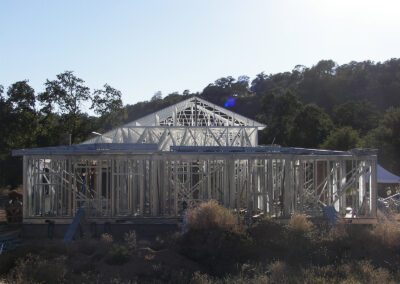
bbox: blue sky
[1,0,399,106]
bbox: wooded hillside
[1,59,400,187]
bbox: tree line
[1,58,400,187]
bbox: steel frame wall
[22,152,377,223]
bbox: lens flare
[224,97,236,108]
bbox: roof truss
[125,97,265,129]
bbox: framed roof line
[122,96,266,128]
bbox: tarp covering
[378,165,400,184]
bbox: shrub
[7,254,67,284]
[105,245,130,265]
[186,200,237,232]
[0,253,18,276]
[287,214,313,234]
[0,246,41,276]
[123,230,137,250]
[46,242,68,255]
[372,221,400,248]
[77,237,97,255]
[179,228,252,276]
[248,218,285,245]
[247,219,286,260]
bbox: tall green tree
[5,80,38,149]
[1,81,39,187]
[91,84,123,116]
[289,104,333,148]
[363,107,400,174]
[202,76,236,105]
[91,84,126,130]
[332,100,380,135]
[320,127,361,151]
[0,84,11,158]
[39,71,91,143]
[258,91,303,146]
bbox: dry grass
[268,261,292,283]
[372,220,400,248]
[100,233,114,244]
[6,254,67,284]
[2,210,400,283]
[287,214,313,233]
[186,200,237,232]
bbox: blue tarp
[378,165,400,184]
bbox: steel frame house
[13,97,378,224]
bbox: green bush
[105,245,130,265]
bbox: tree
[151,91,163,101]
[320,127,361,150]
[91,84,123,116]
[6,80,35,111]
[237,75,250,86]
[0,84,10,156]
[0,81,39,187]
[332,100,380,135]
[258,91,303,146]
[250,72,269,95]
[91,84,125,130]
[289,104,333,148]
[5,80,38,149]
[363,107,400,174]
[202,77,236,105]
[39,71,91,143]
[231,78,251,97]
[214,76,235,88]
